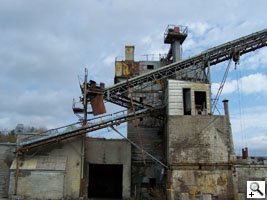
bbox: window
[183,88,191,115]
[147,65,154,70]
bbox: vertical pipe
[192,187,197,200]
[223,99,235,162]
[170,184,173,200]
[83,68,88,125]
[223,99,229,118]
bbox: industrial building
[1,25,267,200]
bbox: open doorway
[194,91,207,115]
[88,164,123,199]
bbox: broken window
[194,91,207,115]
[183,88,191,115]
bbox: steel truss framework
[104,28,267,109]
[18,108,163,152]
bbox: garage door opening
[88,164,123,199]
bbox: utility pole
[83,68,88,126]
[80,68,87,198]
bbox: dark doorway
[88,164,123,199]
[194,91,207,115]
[183,88,191,115]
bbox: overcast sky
[0,0,267,156]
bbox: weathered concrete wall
[86,138,131,199]
[167,115,236,199]
[167,115,235,164]
[9,171,64,200]
[233,157,267,199]
[0,143,16,198]
[9,137,82,200]
[170,169,234,199]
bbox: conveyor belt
[104,28,267,108]
[18,107,162,152]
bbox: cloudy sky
[0,0,267,156]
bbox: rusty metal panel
[125,45,134,61]
[122,62,130,76]
[10,156,67,171]
[115,61,140,80]
[90,94,106,116]
[115,62,123,76]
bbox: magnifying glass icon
[250,182,264,196]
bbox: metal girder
[104,28,267,108]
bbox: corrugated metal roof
[10,156,67,171]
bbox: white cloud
[231,106,267,156]
[241,48,267,70]
[241,73,267,94]
[103,56,115,65]
[212,81,237,95]
[141,36,152,44]
[212,73,267,95]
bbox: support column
[172,40,181,62]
